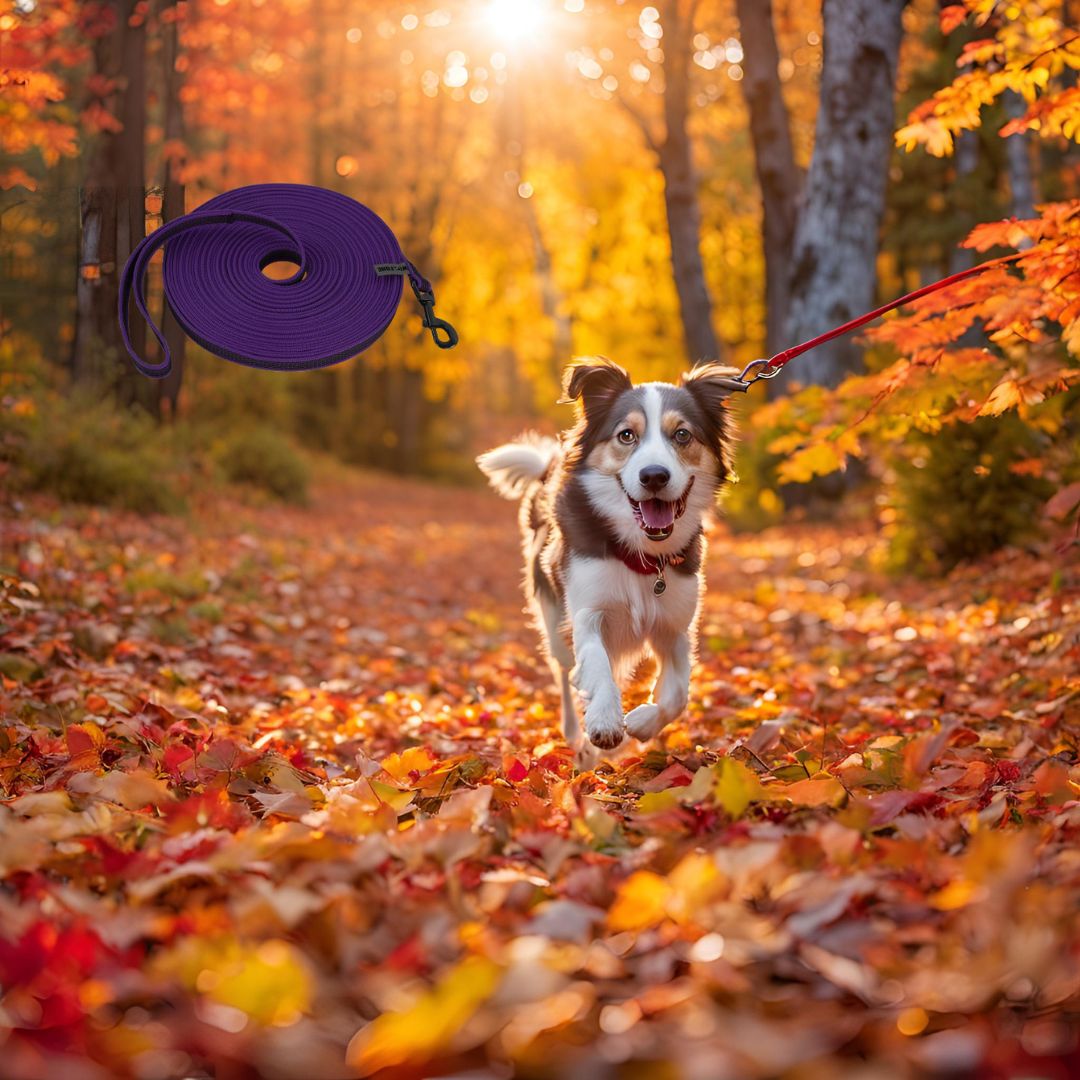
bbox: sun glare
[487,0,546,42]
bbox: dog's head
[560,356,738,552]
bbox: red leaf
[1044,481,1080,521]
[939,4,967,34]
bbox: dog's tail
[476,432,560,500]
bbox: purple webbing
[118,183,420,378]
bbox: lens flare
[487,0,546,41]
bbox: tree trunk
[116,0,152,414]
[1003,89,1037,222]
[157,0,187,418]
[524,204,574,376]
[393,92,457,472]
[657,0,724,366]
[501,52,574,385]
[782,0,907,390]
[74,7,124,386]
[73,2,149,401]
[735,0,802,357]
[947,129,980,275]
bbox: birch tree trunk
[782,0,907,389]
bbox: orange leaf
[976,378,1022,416]
[929,879,983,910]
[380,746,436,782]
[607,871,673,932]
[66,722,106,771]
[781,775,847,808]
[939,4,967,34]
[346,957,501,1075]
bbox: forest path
[1,471,1077,1078]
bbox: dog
[477,356,738,751]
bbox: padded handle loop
[118,209,309,379]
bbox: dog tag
[653,577,666,596]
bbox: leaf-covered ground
[1,471,1078,1080]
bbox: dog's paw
[574,738,601,773]
[584,701,625,750]
[625,702,664,742]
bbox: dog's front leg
[569,608,625,749]
[625,629,691,742]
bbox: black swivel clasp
[409,279,458,349]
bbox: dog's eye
[616,428,637,445]
[673,428,693,445]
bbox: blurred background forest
[2,0,1079,572]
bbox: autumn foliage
[761,0,1080,524]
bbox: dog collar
[612,542,688,596]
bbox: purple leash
[118,182,457,379]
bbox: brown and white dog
[477,357,738,751]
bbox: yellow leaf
[607,870,672,932]
[346,956,501,1075]
[766,430,809,456]
[636,788,680,814]
[777,442,843,485]
[667,852,724,922]
[367,778,415,813]
[680,764,717,804]
[896,117,955,156]
[174,687,204,711]
[584,805,617,841]
[714,758,764,819]
[380,745,436,782]
[265,762,307,793]
[155,936,313,1027]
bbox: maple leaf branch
[1011,30,1080,74]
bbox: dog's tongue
[641,498,676,530]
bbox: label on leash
[374,262,410,276]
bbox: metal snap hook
[738,357,782,384]
[411,285,459,349]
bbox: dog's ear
[681,361,741,414]
[681,362,740,481]
[559,356,632,418]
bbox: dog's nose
[639,465,670,493]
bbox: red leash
[721,250,1026,391]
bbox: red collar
[613,542,688,576]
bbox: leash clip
[409,280,458,349]
[714,358,784,393]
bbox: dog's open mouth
[627,477,694,541]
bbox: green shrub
[210,426,310,503]
[885,415,1056,574]
[8,391,187,514]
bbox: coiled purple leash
[118,182,457,379]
